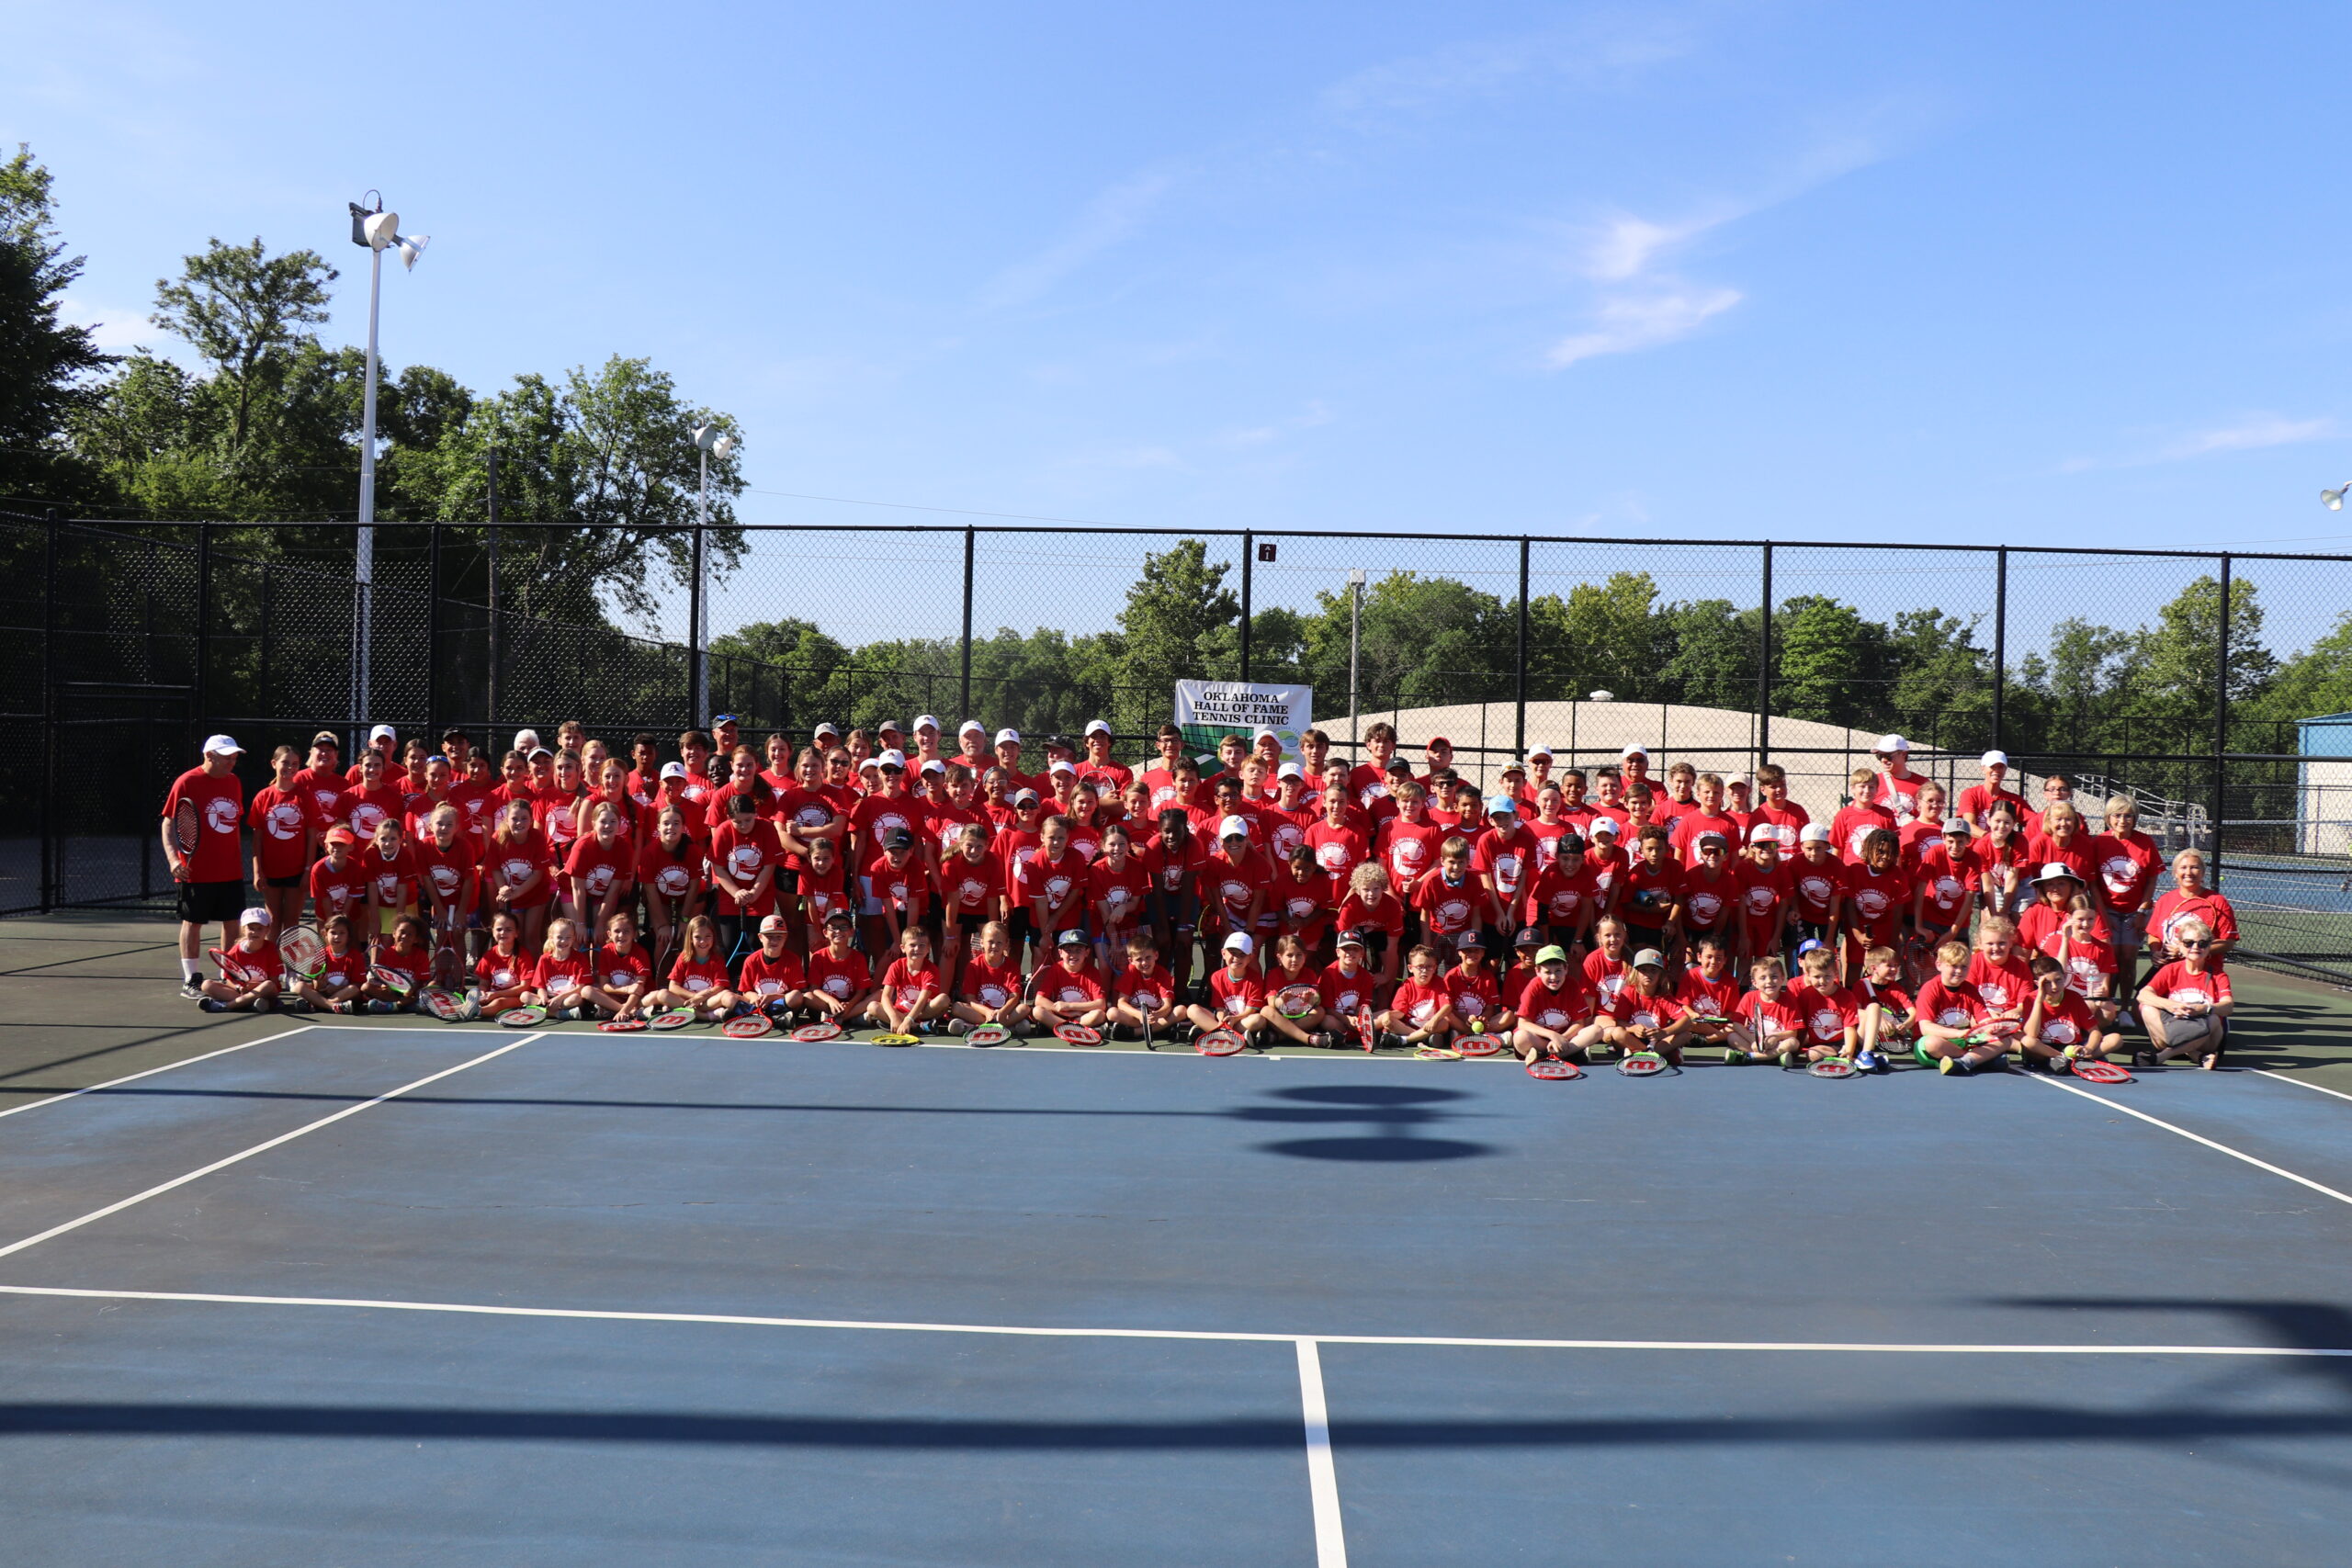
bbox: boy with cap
[737,913,808,1020]
[1957,751,2028,832]
[1512,943,1603,1064]
[1076,719,1133,794]
[198,906,284,1011]
[1188,932,1269,1043]
[1472,795,1539,944]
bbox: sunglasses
[2178,940,2211,950]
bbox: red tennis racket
[1456,1030,1504,1058]
[2072,1058,2132,1084]
[209,947,265,987]
[1808,1056,1859,1079]
[1053,1023,1103,1047]
[417,987,465,1021]
[368,963,414,999]
[722,1013,775,1039]
[172,798,199,881]
[790,1020,844,1043]
[600,1017,650,1032]
[1526,1058,1580,1080]
[1356,1004,1377,1053]
[967,1022,1012,1047]
[1195,1027,1246,1056]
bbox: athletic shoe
[1855,1049,1883,1072]
[1723,1046,1746,1066]
[1938,1055,1961,1075]
[179,977,205,1000]
[198,997,226,1012]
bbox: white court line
[2028,1074,2352,1208]
[0,1023,320,1122]
[2255,1068,2352,1106]
[1295,1339,1349,1568]
[0,1035,544,1261]
[1,1283,2347,1358]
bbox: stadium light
[345,191,430,749]
[688,423,737,721]
[2324,481,2349,512]
[1347,568,1367,747]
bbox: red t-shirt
[1788,983,1856,1045]
[1318,963,1380,1018]
[1740,990,1804,1041]
[1601,986,1684,1030]
[1269,867,1334,942]
[1115,964,1176,1012]
[1204,964,1265,1019]
[1830,803,1898,864]
[2143,963,2232,1009]
[1387,976,1451,1028]
[1965,953,2036,1014]
[1911,844,1976,928]
[959,957,1023,1010]
[880,957,943,1010]
[246,785,318,880]
[806,947,872,1001]
[306,855,369,920]
[1842,863,1911,940]
[1446,966,1504,1026]
[448,779,501,849]
[1617,857,1684,929]
[1915,976,1985,1032]
[164,766,245,883]
[413,836,479,908]
[1086,855,1153,931]
[1333,889,1407,942]
[1679,966,1741,1020]
[487,831,555,908]
[798,864,854,929]
[212,938,283,987]
[1669,812,1745,867]
[2148,891,2238,953]
[1787,854,1844,924]
[1410,869,1489,941]
[2040,929,2117,998]
[1203,848,1277,931]
[1472,826,1541,906]
[2031,990,2101,1048]
[738,946,807,999]
[937,851,1006,918]
[1516,973,1592,1029]
[1583,950,1630,1011]
[358,842,419,909]
[711,820,786,917]
[2087,831,2161,913]
[1378,817,1446,887]
[636,835,702,909]
[531,949,593,993]
[1735,860,1794,946]
[1528,860,1598,930]
[1678,866,1737,934]
[1305,821,1370,889]
[473,947,532,993]
[595,942,653,994]
[1867,772,1928,827]
[1742,802,1810,855]
[291,766,352,835]
[669,952,734,996]
[1956,784,2030,828]
[373,943,434,987]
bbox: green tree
[1114,538,1239,700]
[1775,595,1886,726]
[149,236,336,452]
[0,144,114,504]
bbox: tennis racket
[600,1017,650,1032]
[172,798,199,881]
[1526,1058,1580,1080]
[1274,983,1319,1021]
[871,1032,921,1047]
[1414,1042,1462,1060]
[1617,1050,1667,1077]
[2072,1058,2132,1084]
[498,1005,548,1028]
[1457,1029,1504,1058]
[1195,1027,1246,1056]
[279,923,326,983]
[1808,1056,1859,1079]
[722,1013,775,1039]
[791,1020,844,1042]
[650,1007,695,1031]
[418,987,465,1021]
[967,1022,1012,1047]
[1356,1003,1376,1054]
[209,947,266,987]
[368,963,414,999]
[1053,1023,1103,1047]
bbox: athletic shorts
[263,872,303,890]
[2103,909,2146,953]
[954,911,989,937]
[859,875,882,918]
[177,878,245,925]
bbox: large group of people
[161,715,2242,1069]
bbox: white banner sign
[1174,681,1314,761]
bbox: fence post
[685,522,704,730]
[40,509,59,912]
[192,518,212,742]
[1514,537,1530,761]
[1239,531,1254,683]
[2213,553,2231,880]
[1992,546,2007,754]
[960,525,975,720]
[485,445,500,735]
[1756,542,1773,766]
[425,520,444,739]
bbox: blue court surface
[2,1023,2350,1565]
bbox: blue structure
[2296,711,2352,856]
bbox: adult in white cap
[1522,744,1555,801]
[348,722,402,786]
[1865,732,1925,826]
[909,715,944,768]
[1618,743,1653,793]
[993,728,1035,793]
[1957,749,2027,832]
[164,733,247,996]
[1077,717,1133,794]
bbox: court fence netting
[5,505,2349,986]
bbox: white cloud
[1218,400,1335,448]
[1547,288,1743,367]
[61,296,152,354]
[1317,17,1694,127]
[2062,413,2338,471]
[979,168,1182,310]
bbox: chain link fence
[6,507,2350,986]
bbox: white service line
[0,1034,544,1261]
[1295,1340,1349,1568]
[2254,1068,2352,1106]
[2028,1073,2352,1208]
[0,1283,2346,1358]
[0,1023,320,1122]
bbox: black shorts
[177,878,245,925]
[264,873,303,890]
[954,911,989,936]
[1623,922,1666,953]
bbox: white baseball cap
[876,749,908,770]
[921,758,947,775]
[1980,750,2009,768]
[201,733,243,757]
[1747,824,1779,844]
[1620,743,1648,759]
[368,724,396,744]
[1048,759,1076,774]
[1083,718,1112,738]
[959,719,987,738]
[239,905,272,928]
[995,728,1021,746]
[1253,726,1279,743]
[1218,815,1251,840]
[1800,822,1832,842]
[1589,816,1622,837]
[1527,744,1554,760]
[1277,761,1304,780]
[1875,733,1910,753]
[1223,931,1255,954]
[913,715,942,733]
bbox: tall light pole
[345,193,427,739]
[1346,568,1367,748]
[688,423,736,724]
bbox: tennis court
[2,973,2350,1565]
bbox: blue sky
[9,1,2352,652]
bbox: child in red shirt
[1259,932,1334,1047]
[1111,931,1181,1040]
[1916,940,2003,1075]
[1728,956,1802,1064]
[1377,942,1458,1049]
[1186,931,1268,1044]
[1334,861,1407,987]
[950,920,1026,1032]
[1582,918,1633,1017]
[1678,936,1743,1053]
[2022,954,2120,1071]
[1600,950,1690,1064]
[584,910,655,1022]
[1512,942,1601,1064]
[198,905,284,1012]
[737,915,809,1019]
[1965,917,2035,1021]
[1318,931,1382,1041]
[649,914,736,1021]
[872,925,948,1033]
[802,910,873,1024]
[1445,931,1508,1037]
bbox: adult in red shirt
[290,734,352,837]
[1202,818,1276,957]
[2146,849,2239,966]
[2137,933,2234,1068]
[247,742,320,937]
[1955,750,2029,832]
[344,723,405,787]
[2087,795,2162,992]
[1862,734,1927,828]
[164,734,248,993]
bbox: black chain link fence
[6,508,2349,986]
